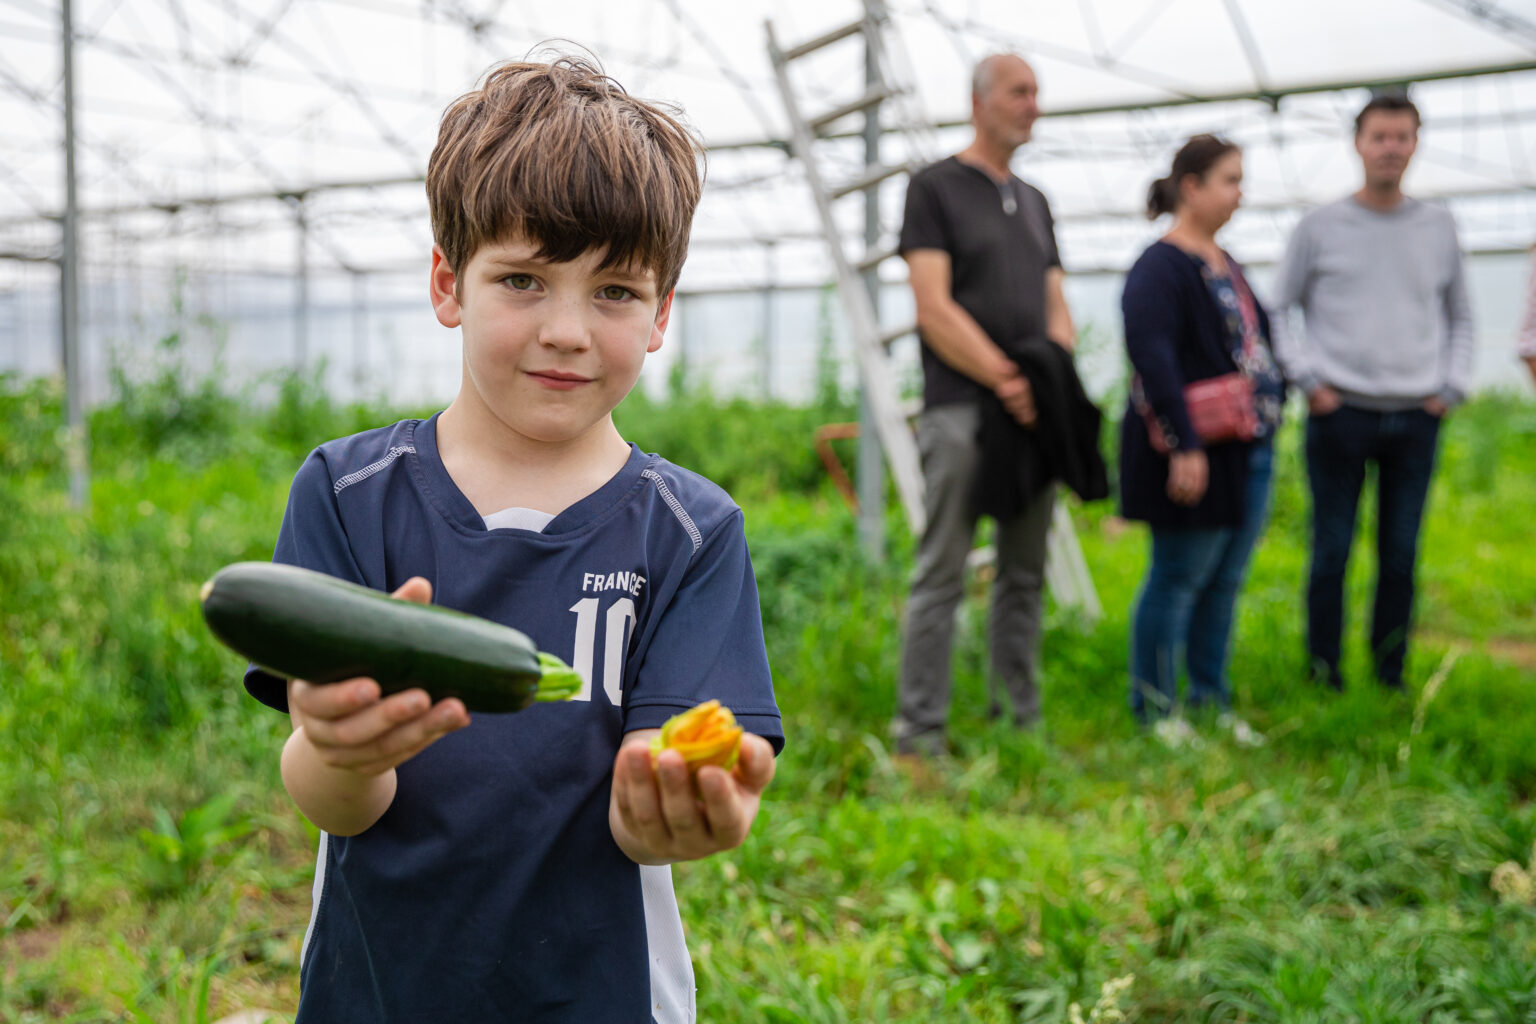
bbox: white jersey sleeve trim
[641,864,696,1024]
[641,469,703,553]
[333,445,416,495]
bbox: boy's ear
[429,245,463,328]
[649,290,674,354]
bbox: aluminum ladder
[764,3,1102,622]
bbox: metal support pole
[60,0,88,508]
[674,292,689,395]
[761,241,776,399]
[351,269,367,399]
[293,196,309,370]
[856,0,885,560]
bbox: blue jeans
[1304,406,1441,687]
[1130,442,1275,722]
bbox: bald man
[894,54,1077,757]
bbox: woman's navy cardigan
[1118,239,1276,530]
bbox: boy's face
[430,237,670,446]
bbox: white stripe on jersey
[300,831,329,969]
[641,469,703,553]
[333,445,415,495]
[641,864,696,1024]
[303,837,694,1019]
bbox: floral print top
[1196,252,1286,437]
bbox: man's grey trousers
[893,402,1054,755]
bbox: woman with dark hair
[1119,135,1285,747]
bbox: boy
[244,57,783,1023]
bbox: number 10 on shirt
[568,597,636,704]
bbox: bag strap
[1226,259,1263,367]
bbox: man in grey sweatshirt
[1270,93,1474,691]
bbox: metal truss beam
[707,59,1536,150]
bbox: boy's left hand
[609,729,776,865]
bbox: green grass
[3,368,1536,1022]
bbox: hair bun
[1146,176,1175,220]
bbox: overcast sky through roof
[1,0,1534,402]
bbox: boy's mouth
[528,369,592,390]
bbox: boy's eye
[504,274,537,291]
[600,285,634,301]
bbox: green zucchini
[199,561,581,712]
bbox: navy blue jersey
[245,412,783,1023]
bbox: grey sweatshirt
[1269,195,1475,410]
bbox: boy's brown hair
[427,55,703,298]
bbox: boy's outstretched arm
[609,730,776,866]
[280,577,470,837]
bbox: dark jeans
[1129,442,1275,722]
[1304,405,1442,687]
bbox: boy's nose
[537,303,593,352]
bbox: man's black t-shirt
[899,155,1062,407]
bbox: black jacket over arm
[974,336,1109,521]
[1118,240,1272,529]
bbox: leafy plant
[137,792,255,896]
[7,377,1536,1021]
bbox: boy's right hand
[287,576,470,778]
